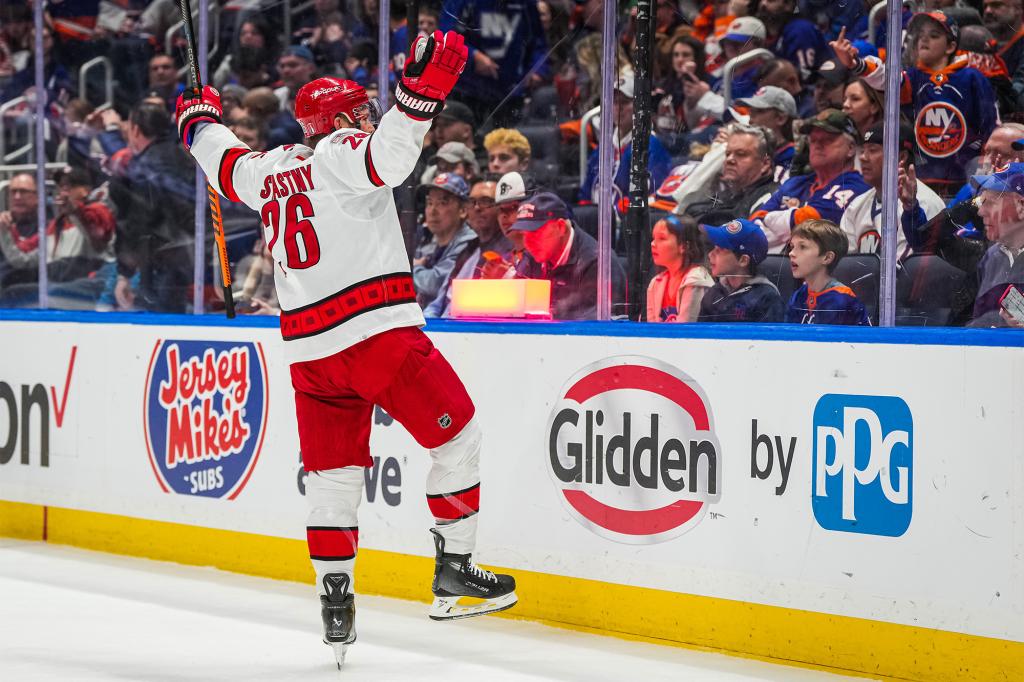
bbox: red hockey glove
[175,85,223,150]
[396,30,468,120]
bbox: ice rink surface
[0,539,863,681]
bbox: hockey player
[174,30,517,669]
[831,14,998,196]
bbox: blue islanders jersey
[860,55,997,191]
[752,171,871,250]
[786,280,870,326]
[772,18,828,82]
[440,0,550,101]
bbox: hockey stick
[178,0,235,318]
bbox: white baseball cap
[495,171,528,205]
[723,16,766,43]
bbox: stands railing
[721,48,774,111]
[867,1,887,47]
[0,96,33,164]
[579,105,601,185]
[168,2,220,81]
[78,57,114,111]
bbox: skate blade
[331,642,349,670]
[428,591,518,621]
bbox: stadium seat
[896,253,967,326]
[525,85,561,121]
[571,204,600,239]
[516,123,561,162]
[833,253,881,325]
[757,254,798,304]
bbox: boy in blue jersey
[699,219,785,322]
[785,219,870,325]
[832,12,998,196]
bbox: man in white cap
[683,17,768,126]
[736,85,798,181]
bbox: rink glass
[0,1,1017,329]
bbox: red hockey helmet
[294,77,382,137]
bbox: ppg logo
[812,394,913,537]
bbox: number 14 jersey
[190,108,430,363]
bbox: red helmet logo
[294,77,369,137]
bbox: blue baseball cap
[970,162,1024,196]
[511,192,571,232]
[701,219,769,265]
[419,172,469,200]
[282,45,315,63]
[1011,137,1024,151]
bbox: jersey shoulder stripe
[219,147,251,203]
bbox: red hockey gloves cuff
[396,30,468,120]
[176,85,223,150]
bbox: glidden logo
[546,357,722,544]
[143,340,268,498]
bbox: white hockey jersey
[190,107,430,363]
[838,180,945,260]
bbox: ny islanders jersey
[785,280,870,326]
[858,55,997,190]
[190,107,430,363]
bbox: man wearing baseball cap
[965,163,1024,326]
[840,121,945,258]
[432,100,476,151]
[830,11,997,195]
[487,171,538,277]
[413,173,477,307]
[736,86,797,177]
[682,17,766,126]
[423,141,480,185]
[510,192,625,320]
[698,219,784,322]
[751,108,870,252]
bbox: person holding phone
[969,164,1024,327]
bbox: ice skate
[428,529,518,621]
[320,573,356,669]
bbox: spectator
[230,118,267,152]
[959,24,1018,116]
[841,78,883,139]
[146,54,184,113]
[537,0,573,73]
[646,215,714,322]
[679,124,779,225]
[106,102,195,312]
[484,171,537,278]
[343,39,377,87]
[756,57,814,118]
[511,192,626,319]
[683,17,768,127]
[833,13,998,196]
[968,164,1024,326]
[785,219,870,325]
[842,122,945,258]
[275,46,319,111]
[736,86,797,181]
[431,100,477,150]
[656,35,709,133]
[699,218,785,322]
[0,167,115,304]
[419,5,441,35]
[758,0,828,82]
[240,88,282,127]
[441,0,551,126]
[483,128,531,175]
[424,178,513,317]
[812,59,849,114]
[752,109,871,252]
[0,173,39,242]
[580,71,672,208]
[424,142,480,185]
[0,5,32,83]
[414,173,477,307]
[213,16,280,89]
[0,25,73,105]
[983,0,1024,100]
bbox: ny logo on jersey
[915,103,967,159]
[480,12,521,60]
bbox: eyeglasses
[469,198,495,209]
[9,188,37,196]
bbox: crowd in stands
[1,0,1023,327]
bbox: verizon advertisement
[0,319,1021,646]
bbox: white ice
[0,539,863,681]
